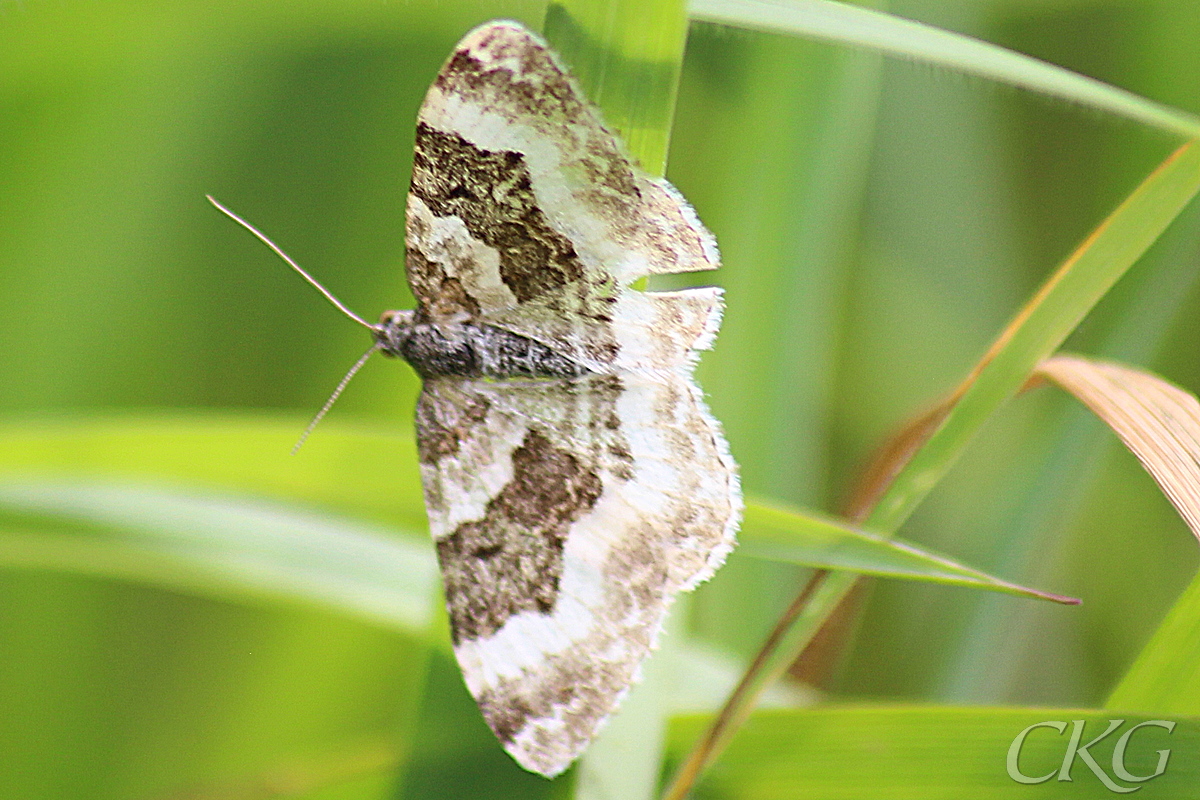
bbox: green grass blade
[689,0,1200,139]
[666,140,1200,798]
[936,200,1200,703]
[0,414,438,631]
[543,3,692,796]
[1107,571,1200,716]
[0,480,436,632]
[668,706,1200,797]
[741,499,1077,604]
[870,141,1200,536]
[0,413,428,527]
[545,0,688,174]
[0,414,438,796]
[672,17,882,662]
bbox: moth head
[375,309,417,357]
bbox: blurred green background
[2,1,1200,798]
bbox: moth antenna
[207,194,375,330]
[292,342,383,454]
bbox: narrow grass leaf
[0,413,429,528]
[545,0,688,174]
[1036,354,1200,541]
[0,480,437,632]
[1107,569,1200,716]
[665,140,1200,799]
[667,706,1200,798]
[689,0,1200,139]
[740,498,1077,603]
[0,414,439,630]
[869,140,1200,539]
[544,3,693,797]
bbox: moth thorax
[376,309,481,376]
[375,310,482,378]
[375,310,590,380]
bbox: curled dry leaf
[1036,354,1200,541]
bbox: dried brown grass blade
[1036,354,1200,540]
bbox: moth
[212,20,741,777]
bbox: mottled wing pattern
[415,373,738,776]
[405,19,741,778]
[406,21,721,369]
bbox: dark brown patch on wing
[433,45,587,131]
[415,390,490,465]
[433,28,641,206]
[472,519,672,774]
[479,691,536,745]
[582,136,639,198]
[607,441,634,480]
[405,245,482,320]
[436,428,602,644]
[412,123,584,304]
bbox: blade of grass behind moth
[689,0,1200,139]
[739,498,1077,604]
[545,0,689,175]
[936,199,1200,701]
[662,140,1200,800]
[0,480,438,633]
[670,17,883,667]
[1035,355,1200,540]
[869,141,1200,543]
[1107,556,1200,715]
[543,2,692,798]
